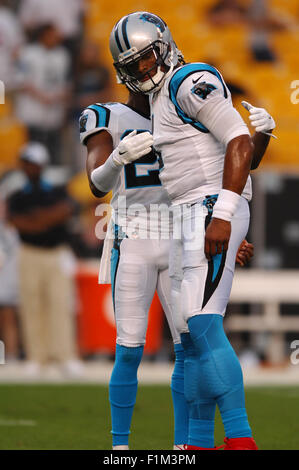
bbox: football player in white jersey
[80,88,256,450]
[109,11,276,450]
[80,91,190,450]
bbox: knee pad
[116,317,147,347]
[110,344,144,385]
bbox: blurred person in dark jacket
[7,142,82,376]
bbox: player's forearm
[88,179,108,198]
[90,153,122,194]
[88,130,153,195]
[251,131,271,170]
[222,135,253,194]
[241,101,275,169]
[212,135,253,223]
[86,131,118,198]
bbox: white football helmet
[109,11,182,94]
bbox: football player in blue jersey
[108,11,276,450]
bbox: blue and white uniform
[80,101,188,449]
[80,102,179,346]
[151,63,251,332]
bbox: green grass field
[0,384,298,450]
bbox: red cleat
[184,445,221,450]
[222,437,258,450]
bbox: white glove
[242,101,276,136]
[112,130,154,166]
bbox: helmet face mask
[110,12,181,94]
[114,40,170,93]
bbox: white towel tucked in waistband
[98,218,114,284]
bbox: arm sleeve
[90,153,122,193]
[176,70,250,146]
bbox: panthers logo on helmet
[139,13,166,32]
[191,82,216,100]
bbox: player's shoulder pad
[79,103,118,144]
[170,62,228,102]
[79,103,112,133]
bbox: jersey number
[122,130,162,189]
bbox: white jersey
[80,102,171,237]
[151,63,252,205]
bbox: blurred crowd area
[0,0,298,373]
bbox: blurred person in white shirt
[15,23,71,164]
[19,0,84,60]
[0,0,24,88]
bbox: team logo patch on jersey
[191,82,216,100]
[139,13,165,32]
[79,113,88,133]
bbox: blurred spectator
[206,0,291,63]
[73,42,111,119]
[70,42,112,173]
[248,0,289,63]
[6,142,82,377]
[206,0,248,26]
[0,196,20,362]
[15,23,71,165]
[19,0,84,61]
[0,0,24,88]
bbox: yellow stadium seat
[84,0,299,169]
[0,120,27,170]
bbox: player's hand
[236,239,254,266]
[204,218,231,261]
[112,130,154,166]
[241,101,276,133]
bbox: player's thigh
[169,236,183,282]
[181,199,250,319]
[157,268,181,343]
[202,211,249,316]
[114,239,158,346]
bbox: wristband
[212,189,242,222]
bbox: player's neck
[126,93,150,118]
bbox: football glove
[112,130,154,166]
[242,101,276,137]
